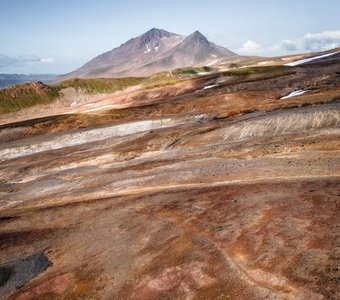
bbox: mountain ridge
[57,28,237,80]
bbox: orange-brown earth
[0,56,339,299]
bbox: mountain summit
[186,30,210,43]
[59,28,237,80]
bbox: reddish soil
[0,57,339,299]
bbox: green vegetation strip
[59,77,145,94]
[221,66,286,76]
[0,83,60,114]
[0,65,291,114]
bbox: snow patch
[280,90,307,99]
[285,51,339,66]
[258,61,270,65]
[0,118,184,161]
[85,105,119,112]
[206,60,218,66]
[144,45,152,54]
[196,84,219,92]
[203,84,218,90]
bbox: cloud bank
[303,31,340,51]
[236,30,340,56]
[0,55,54,71]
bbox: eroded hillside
[0,53,339,299]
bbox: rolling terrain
[0,48,339,299]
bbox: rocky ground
[0,55,339,299]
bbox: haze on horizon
[0,0,339,74]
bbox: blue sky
[0,0,339,74]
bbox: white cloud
[280,40,298,52]
[237,40,262,55]
[236,40,281,56]
[0,55,38,69]
[40,58,54,64]
[235,30,340,56]
[302,31,340,51]
[0,55,55,70]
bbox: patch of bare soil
[0,58,339,299]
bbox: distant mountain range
[0,73,57,90]
[57,28,237,80]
